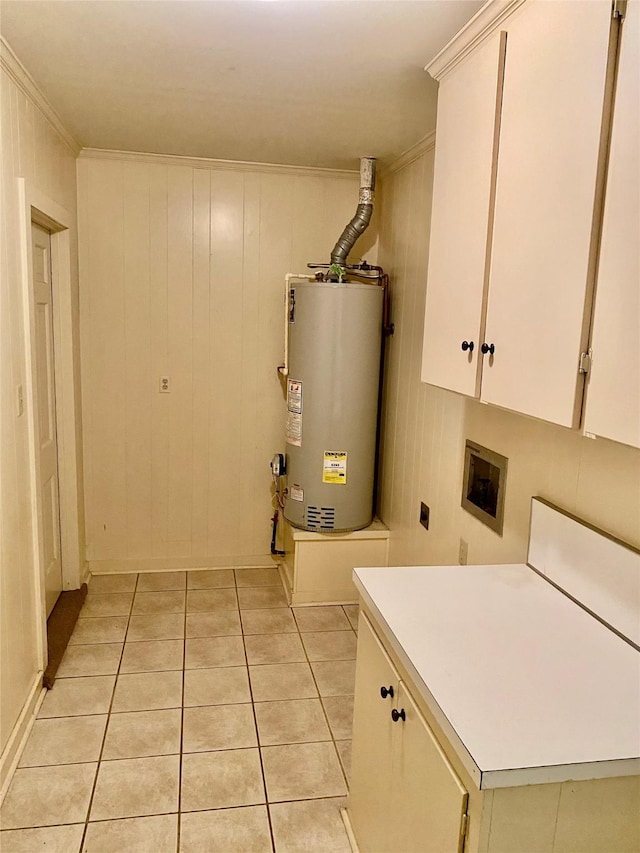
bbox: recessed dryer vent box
[461,441,508,535]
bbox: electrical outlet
[16,383,24,417]
[458,538,468,565]
[419,502,430,530]
[159,376,171,393]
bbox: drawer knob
[481,342,495,355]
[391,708,406,723]
[461,340,474,352]
[380,685,394,699]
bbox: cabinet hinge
[460,812,470,851]
[612,0,627,20]
[578,351,592,375]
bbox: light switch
[16,384,24,417]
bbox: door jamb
[18,178,83,669]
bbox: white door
[32,222,63,616]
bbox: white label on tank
[323,451,347,485]
[286,412,302,447]
[287,379,302,414]
[286,379,303,446]
[290,484,304,502]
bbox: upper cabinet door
[481,0,612,427]
[584,1,640,449]
[421,32,506,398]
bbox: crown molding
[384,131,436,176]
[78,147,360,180]
[425,0,526,80]
[0,37,81,156]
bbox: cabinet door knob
[391,708,406,723]
[481,342,495,355]
[461,340,474,352]
[380,685,394,699]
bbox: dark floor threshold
[43,584,88,689]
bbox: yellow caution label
[322,451,347,485]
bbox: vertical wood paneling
[123,163,152,558]
[86,160,127,559]
[167,167,194,555]
[80,156,365,565]
[207,170,245,557]
[292,176,325,271]
[238,173,262,555]
[191,169,211,556]
[149,165,170,557]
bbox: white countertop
[353,564,640,789]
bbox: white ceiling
[0,0,483,170]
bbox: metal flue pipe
[330,157,376,266]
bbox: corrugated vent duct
[330,157,376,266]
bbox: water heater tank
[284,280,383,532]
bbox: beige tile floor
[0,568,358,853]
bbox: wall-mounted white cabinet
[422,0,635,434]
[421,31,505,399]
[583,0,640,449]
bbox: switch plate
[16,383,24,417]
[419,502,430,530]
[159,376,171,393]
[458,538,468,565]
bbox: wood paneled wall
[1,49,80,758]
[377,143,466,566]
[78,153,374,568]
[377,143,640,567]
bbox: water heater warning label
[287,380,302,414]
[286,379,303,447]
[323,451,347,484]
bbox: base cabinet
[390,682,469,853]
[349,613,468,853]
[348,608,640,853]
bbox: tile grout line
[176,573,188,853]
[79,571,140,852]
[295,615,352,791]
[239,570,278,853]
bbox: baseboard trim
[341,807,360,853]
[278,561,293,605]
[291,590,359,607]
[88,554,275,574]
[0,673,46,801]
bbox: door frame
[18,178,83,667]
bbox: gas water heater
[278,156,386,533]
[283,281,383,532]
